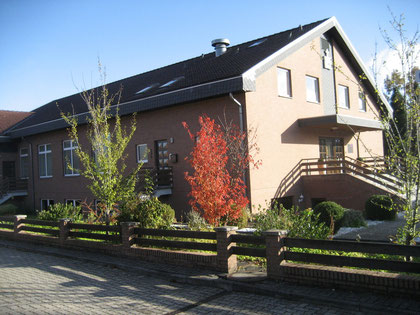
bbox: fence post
[14,215,27,237]
[59,219,71,245]
[215,226,237,274]
[121,222,138,249]
[264,229,288,279]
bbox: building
[0,17,394,216]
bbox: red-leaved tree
[183,115,250,226]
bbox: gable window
[338,85,350,109]
[41,199,54,211]
[277,68,292,97]
[39,144,52,178]
[358,92,366,112]
[63,140,80,176]
[306,75,320,103]
[20,148,29,179]
[137,144,148,163]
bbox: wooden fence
[0,216,419,297]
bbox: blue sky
[0,0,418,112]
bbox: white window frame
[277,67,292,98]
[306,75,320,103]
[20,147,29,179]
[65,199,81,207]
[136,144,148,163]
[38,144,52,178]
[358,91,367,112]
[338,85,350,109]
[40,199,54,211]
[63,140,80,176]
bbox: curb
[0,240,416,315]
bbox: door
[319,138,344,160]
[319,138,344,173]
[155,140,170,186]
[2,161,16,190]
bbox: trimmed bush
[118,196,175,229]
[253,204,329,239]
[365,195,396,220]
[340,209,366,228]
[313,201,345,232]
[37,203,83,222]
[0,203,19,215]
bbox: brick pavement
[0,239,419,314]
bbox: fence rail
[1,216,419,297]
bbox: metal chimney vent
[211,38,230,57]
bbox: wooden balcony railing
[0,178,28,198]
[275,156,401,198]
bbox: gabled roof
[6,17,390,138]
[0,110,33,134]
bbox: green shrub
[186,210,207,230]
[340,209,366,228]
[118,196,175,229]
[254,204,329,239]
[313,201,345,233]
[365,195,396,220]
[0,203,19,215]
[37,203,83,222]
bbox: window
[358,92,366,112]
[277,68,292,97]
[66,199,81,207]
[160,76,184,88]
[20,148,29,179]
[306,76,320,103]
[41,199,54,211]
[136,144,148,163]
[338,85,350,109]
[63,140,80,176]
[38,144,52,178]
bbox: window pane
[359,92,366,111]
[21,156,29,178]
[73,154,80,174]
[339,85,349,109]
[46,152,52,176]
[46,144,51,151]
[63,140,71,149]
[39,154,46,177]
[137,144,148,163]
[277,68,291,97]
[306,76,319,103]
[64,150,71,174]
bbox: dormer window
[160,76,184,88]
[248,39,267,48]
[135,83,159,95]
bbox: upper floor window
[63,140,80,176]
[277,68,292,97]
[20,148,29,179]
[39,144,52,178]
[306,75,320,103]
[358,92,366,112]
[338,85,350,109]
[137,144,148,163]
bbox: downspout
[229,93,251,209]
[22,137,36,212]
[229,93,244,133]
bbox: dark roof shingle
[10,19,328,132]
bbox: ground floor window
[66,199,81,207]
[40,199,54,211]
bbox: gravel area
[335,212,420,242]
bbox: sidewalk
[1,238,419,314]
